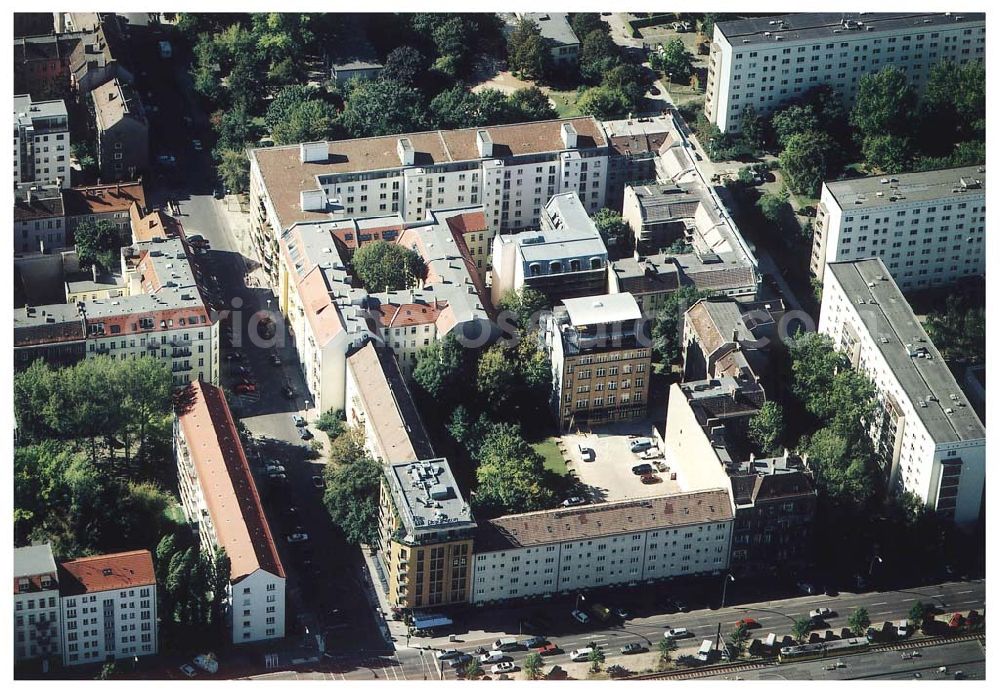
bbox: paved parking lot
[560,421,681,504]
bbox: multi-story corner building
[542,293,651,432]
[471,490,734,605]
[14,233,220,385]
[602,115,677,210]
[811,166,985,289]
[728,454,816,577]
[63,180,146,242]
[345,341,436,465]
[820,259,985,526]
[57,550,157,666]
[174,380,286,644]
[377,458,477,611]
[276,207,492,410]
[249,117,609,283]
[520,13,580,66]
[491,192,609,306]
[705,12,985,133]
[14,94,70,188]
[14,183,66,254]
[14,544,62,664]
[92,78,148,182]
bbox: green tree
[780,130,835,197]
[474,423,555,517]
[74,219,128,273]
[507,87,558,122]
[578,86,630,119]
[700,13,720,38]
[217,148,249,194]
[432,16,473,71]
[792,617,813,643]
[653,37,694,83]
[924,296,985,365]
[381,45,426,86]
[592,208,631,250]
[602,63,650,112]
[314,408,346,439]
[588,644,606,672]
[569,13,607,41]
[579,29,620,85]
[264,85,316,132]
[477,88,515,125]
[271,98,338,145]
[322,428,382,545]
[350,240,427,292]
[848,607,871,636]
[851,66,917,142]
[429,86,482,130]
[770,104,819,149]
[523,651,543,679]
[463,658,484,679]
[651,287,710,364]
[861,133,913,174]
[908,601,929,625]
[412,334,475,408]
[739,105,766,154]
[497,287,548,334]
[728,624,749,657]
[657,636,677,667]
[921,60,985,146]
[507,18,550,81]
[748,401,784,456]
[338,79,428,138]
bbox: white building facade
[14,94,71,187]
[811,166,985,289]
[819,259,985,526]
[14,544,62,664]
[705,12,985,133]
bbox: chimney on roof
[300,189,326,212]
[732,327,739,343]
[561,122,578,149]
[397,137,415,167]
[476,129,493,158]
[299,141,328,164]
[116,182,121,196]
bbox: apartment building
[14,183,66,254]
[92,78,149,181]
[682,297,783,388]
[249,117,609,283]
[275,208,491,411]
[521,13,580,66]
[57,550,157,666]
[602,115,676,209]
[490,192,609,306]
[14,94,70,187]
[345,341,436,465]
[471,490,734,605]
[377,458,477,611]
[16,17,131,97]
[542,293,651,432]
[63,180,146,241]
[811,166,985,289]
[174,380,286,644]
[705,12,986,133]
[14,544,62,664]
[14,234,220,385]
[819,259,985,525]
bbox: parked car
[591,603,612,622]
[436,649,462,661]
[632,464,654,476]
[795,580,816,595]
[479,650,507,664]
[286,532,309,543]
[649,85,661,96]
[444,654,471,668]
[193,654,218,673]
[180,664,197,677]
[735,617,760,630]
[577,443,595,462]
[664,627,692,639]
[298,427,313,440]
[571,609,590,624]
[491,661,516,674]
[641,473,662,484]
[629,438,653,453]
[620,642,647,655]
[493,637,523,651]
[615,607,631,620]
[312,476,325,490]
[520,636,547,649]
[192,139,203,151]
[235,383,256,394]
[266,465,285,474]
[225,352,242,361]
[809,608,834,621]
[157,154,176,165]
[213,183,226,199]
[292,415,307,428]
[268,472,286,481]
[561,497,586,507]
[536,643,561,656]
[570,647,594,662]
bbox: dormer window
[549,261,563,273]
[529,263,541,277]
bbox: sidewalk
[357,546,412,653]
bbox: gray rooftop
[717,12,985,47]
[523,12,580,46]
[562,293,641,327]
[501,191,608,266]
[14,543,57,578]
[14,301,85,330]
[632,184,702,224]
[824,165,986,211]
[826,259,985,443]
[14,94,68,129]
[385,458,476,542]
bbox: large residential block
[174,380,286,644]
[490,192,609,306]
[57,550,157,666]
[542,293,651,432]
[14,544,61,663]
[377,459,477,611]
[14,183,66,254]
[819,259,985,525]
[63,180,146,241]
[705,12,985,133]
[249,117,609,283]
[92,78,149,181]
[14,94,70,187]
[471,490,734,605]
[811,166,985,289]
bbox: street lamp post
[720,574,736,608]
[869,555,883,577]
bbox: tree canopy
[651,287,711,364]
[507,18,551,81]
[322,427,382,545]
[74,219,129,273]
[779,130,836,197]
[338,79,429,138]
[350,240,427,292]
[652,38,694,82]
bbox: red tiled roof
[372,300,448,328]
[63,180,146,217]
[130,203,182,242]
[176,381,284,582]
[57,550,155,596]
[444,210,488,236]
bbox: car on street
[735,617,760,630]
[632,463,654,476]
[521,636,547,649]
[268,472,286,481]
[286,532,309,543]
[620,642,647,655]
[225,352,242,361]
[809,608,834,621]
[157,154,176,165]
[281,385,295,399]
[292,415,307,427]
[479,650,507,664]
[649,85,661,96]
[444,654,471,668]
[615,607,631,620]
[298,427,313,440]
[536,643,561,656]
[664,627,692,639]
[234,383,256,394]
[180,664,197,677]
[312,476,325,490]
[561,496,585,507]
[192,139,203,151]
[281,506,299,519]
[629,438,653,453]
[571,609,590,624]
[570,647,594,662]
[237,365,251,375]
[266,465,285,474]
[640,473,662,484]
[436,649,463,661]
[491,661,516,674]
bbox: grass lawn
[547,89,584,118]
[532,437,569,477]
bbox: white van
[492,637,520,651]
[696,639,714,662]
[570,647,594,662]
[480,650,507,664]
[629,438,653,453]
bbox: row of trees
[155,533,231,650]
[321,427,383,546]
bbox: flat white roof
[561,293,641,327]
